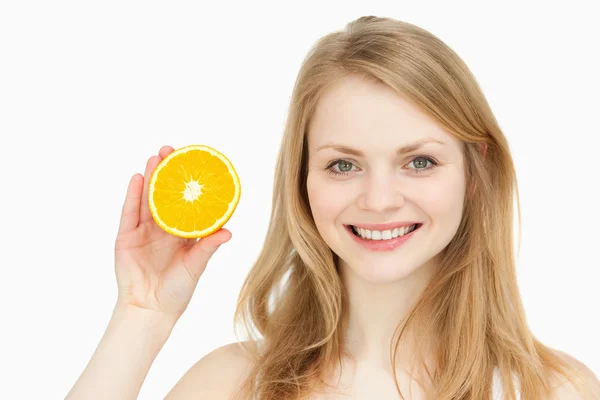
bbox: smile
[344,223,423,251]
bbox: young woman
[67,16,599,400]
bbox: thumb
[184,229,231,276]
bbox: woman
[67,16,599,399]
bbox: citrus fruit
[148,144,241,238]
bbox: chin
[338,258,424,285]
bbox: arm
[65,304,177,400]
[66,146,231,399]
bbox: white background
[1,1,598,399]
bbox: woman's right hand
[112,145,232,322]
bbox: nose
[356,173,405,212]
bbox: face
[306,75,467,284]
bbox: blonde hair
[231,16,596,399]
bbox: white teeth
[351,224,417,240]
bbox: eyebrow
[315,137,445,157]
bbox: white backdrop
[1,1,598,399]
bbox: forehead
[308,75,456,149]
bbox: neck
[338,253,441,371]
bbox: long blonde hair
[231,16,595,399]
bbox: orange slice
[148,144,241,238]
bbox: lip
[347,221,422,231]
[344,223,422,252]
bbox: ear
[478,143,488,159]
[469,143,488,195]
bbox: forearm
[66,304,177,400]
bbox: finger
[139,155,162,223]
[118,174,143,234]
[183,229,232,279]
[159,145,174,159]
[139,147,174,223]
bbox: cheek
[306,175,350,230]
[417,175,466,219]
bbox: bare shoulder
[165,340,258,400]
[548,349,600,399]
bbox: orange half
[148,144,241,238]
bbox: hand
[113,146,232,321]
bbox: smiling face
[306,75,467,284]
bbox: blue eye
[407,156,437,173]
[325,159,355,176]
[325,156,438,176]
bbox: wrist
[111,303,179,335]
